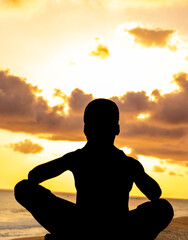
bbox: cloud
[9,139,44,154]
[111,91,155,116]
[0,0,45,13]
[0,70,92,141]
[89,44,110,59]
[151,73,188,125]
[110,74,188,164]
[120,122,186,140]
[53,87,93,115]
[2,0,42,7]
[130,146,188,162]
[169,171,183,177]
[1,69,188,165]
[126,26,177,50]
[0,70,42,120]
[152,165,166,173]
[68,88,93,114]
[2,0,22,6]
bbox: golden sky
[0,0,188,199]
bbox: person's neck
[86,141,114,152]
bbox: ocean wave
[0,220,41,230]
[0,226,47,239]
[11,208,27,213]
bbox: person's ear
[84,125,87,136]
[115,124,120,136]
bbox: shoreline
[7,217,188,240]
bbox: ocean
[0,190,188,239]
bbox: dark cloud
[111,90,154,116]
[130,146,188,162]
[1,69,188,165]
[0,70,42,120]
[120,122,186,140]
[0,70,91,141]
[68,88,93,114]
[126,26,177,50]
[110,75,188,164]
[53,88,93,115]
[9,139,44,154]
[151,73,188,125]
[89,44,110,59]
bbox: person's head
[84,99,120,145]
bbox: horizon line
[1,188,188,200]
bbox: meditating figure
[14,99,174,240]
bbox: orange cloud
[151,73,188,125]
[126,26,177,51]
[89,44,110,59]
[152,165,166,173]
[9,139,44,154]
[124,142,188,164]
[0,69,188,165]
[1,0,44,12]
[2,0,39,6]
[169,171,183,177]
[0,70,91,141]
[110,74,188,164]
[111,91,154,116]
[3,0,21,6]
[68,88,93,114]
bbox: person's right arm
[28,152,73,184]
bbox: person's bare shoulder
[61,148,83,169]
[120,151,145,177]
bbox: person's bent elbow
[14,179,30,205]
[147,186,162,201]
[28,168,41,185]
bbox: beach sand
[9,217,188,240]
[156,217,188,240]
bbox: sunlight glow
[28,21,188,104]
[137,113,150,119]
[121,147,132,155]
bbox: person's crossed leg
[14,180,77,239]
[128,199,174,239]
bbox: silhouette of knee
[14,180,32,205]
[155,199,174,227]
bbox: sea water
[0,190,188,239]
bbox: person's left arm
[28,152,73,184]
[133,159,162,201]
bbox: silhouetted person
[14,99,174,240]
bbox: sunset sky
[1,0,188,199]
